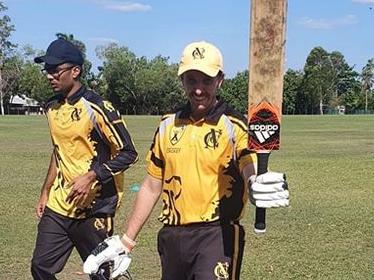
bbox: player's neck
[190,99,218,121]
[64,82,83,100]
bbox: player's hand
[111,254,132,279]
[83,235,131,276]
[35,192,48,218]
[65,171,96,206]
[249,172,289,208]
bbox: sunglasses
[41,65,75,79]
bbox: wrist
[88,170,97,182]
[248,175,256,185]
[121,233,136,252]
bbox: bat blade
[248,0,287,234]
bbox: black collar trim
[66,86,85,105]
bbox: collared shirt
[45,87,138,218]
[147,100,257,225]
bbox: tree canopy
[0,1,16,115]
[1,2,373,115]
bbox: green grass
[0,115,373,279]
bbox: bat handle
[254,152,270,234]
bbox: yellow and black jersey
[147,100,257,225]
[45,87,138,219]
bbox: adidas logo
[249,124,279,144]
[254,130,275,143]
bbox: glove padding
[112,254,132,279]
[249,172,289,208]
[83,235,131,277]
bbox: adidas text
[249,124,279,131]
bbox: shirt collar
[178,99,227,124]
[66,86,85,105]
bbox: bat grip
[254,152,269,234]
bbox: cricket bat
[248,0,287,234]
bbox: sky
[4,0,374,77]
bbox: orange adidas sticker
[248,102,281,151]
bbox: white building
[8,95,42,115]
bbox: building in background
[8,95,42,115]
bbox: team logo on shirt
[214,261,229,279]
[94,218,106,231]
[169,125,186,145]
[71,108,82,122]
[103,101,116,112]
[204,129,222,149]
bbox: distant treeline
[0,3,373,115]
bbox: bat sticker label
[248,101,280,150]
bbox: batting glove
[83,235,131,276]
[249,172,289,208]
[111,254,132,279]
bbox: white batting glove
[112,254,132,279]
[249,172,289,208]
[83,235,131,276]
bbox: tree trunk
[319,99,323,115]
[365,89,368,113]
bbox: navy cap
[34,38,84,66]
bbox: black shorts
[157,221,245,280]
[31,207,113,279]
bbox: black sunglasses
[41,65,75,79]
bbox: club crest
[214,261,229,280]
[70,108,82,122]
[94,218,106,231]
[204,129,222,149]
[192,47,205,59]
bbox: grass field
[0,115,373,280]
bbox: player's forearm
[93,117,139,183]
[93,145,138,184]
[124,175,162,242]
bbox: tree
[1,54,22,112]
[361,58,374,113]
[16,46,52,104]
[0,45,52,112]
[96,43,138,114]
[0,1,16,115]
[330,52,353,96]
[134,55,184,114]
[220,70,248,114]
[328,51,361,113]
[297,47,360,114]
[300,47,336,114]
[283,69,303,115]
[97,44,185,115]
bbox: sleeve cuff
[93,164,112,184]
